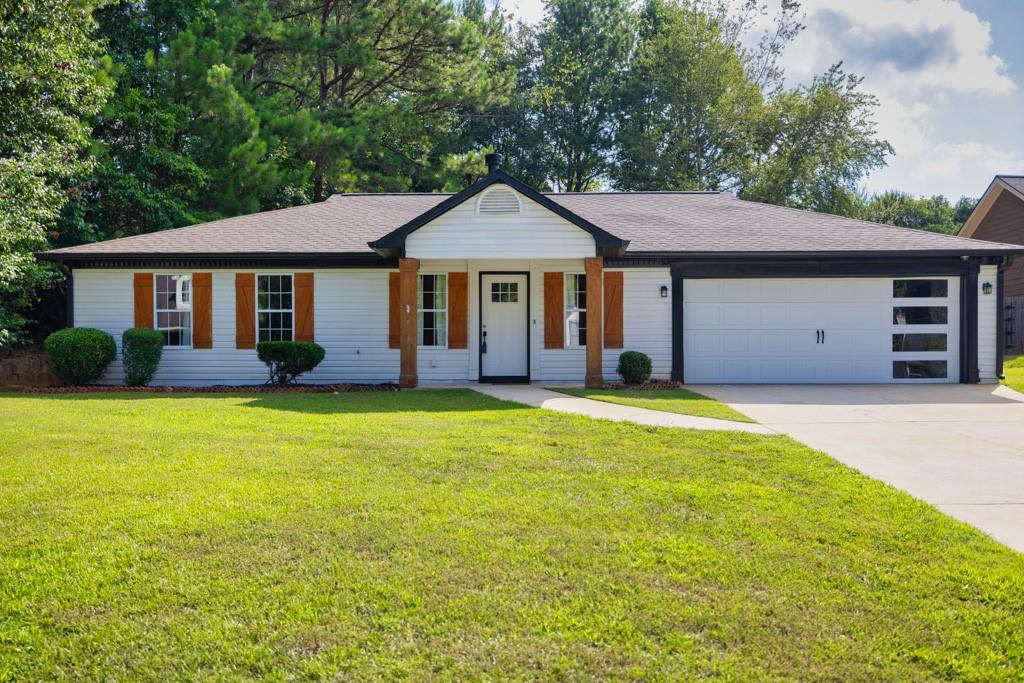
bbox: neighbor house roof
[959,174,1024,239]
[41,185,1024,263]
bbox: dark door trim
[478,271,531,383]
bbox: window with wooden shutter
[603,271,624,348]
[543,272,564,349]
[133,273,154,328]
[192,273,213,349]
[388,272,400,349]
[235,273,256,349]
[294,272,314,342]
[448,272,468,349]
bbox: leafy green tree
[532,0,634,191]
[234,0,500,200]
[613,0,763,191]
[0,0,111,349]
[862,191,978,235]
[741,65,893,215]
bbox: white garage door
[684,277,960,384]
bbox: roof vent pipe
[485,153,503,174]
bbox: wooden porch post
[585,256,604,387]
[399,258,420,388]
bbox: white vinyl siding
[406,188,595,259]
[978,264,998,382]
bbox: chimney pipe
[485,153,503,174]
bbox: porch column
[399,257,419,388]
[585,256,604,387]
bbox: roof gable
[367,169,629,258]
[959,175,1024,238]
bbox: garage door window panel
[893,279,948,298]
[892,333,947,352]
[893,306,948,325]
[893,360,947,379]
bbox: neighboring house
[959,175,1024,297]
[40,156,1022,387]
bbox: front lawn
[1,390,1022,679]
[550,386,754,422]
[1003,355,1024,393]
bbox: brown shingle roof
[998,175,1024,197]
[41,190,1022,259]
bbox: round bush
[122,328,164,386]
[44,327,116,385]
[257,341,326,385]
[616,350,652,385]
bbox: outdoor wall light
[660,285,669,298]
[982,282,993,295]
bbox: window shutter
[543,272,564,349]
[603,271,624,349]
[448,272,468,349]
[388,272,400,349]
[192,273,213,349]
[294,272,315,342]
[235,273,256,349]
[133,273,153,328]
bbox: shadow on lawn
[3,388,529,414]
[240,389,526,414]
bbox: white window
[418,274,447,347]
[257,274,293,342]
[155,274,192,347]
[565,273,586,347]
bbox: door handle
[816,329,821,344]
[821,329,825,344]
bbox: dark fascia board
[367,170,630,257]
[37,251,395,269]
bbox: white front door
[480,273,529,380]
[684,277,960,383]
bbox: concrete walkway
[470,384,773,434]
[695,383,1024,553]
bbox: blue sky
[500,0,1024,200]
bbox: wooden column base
[398,258,419,388]
[584,256,604,387]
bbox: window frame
[255,272,295,343]
[417,272,448,349]
[564,272,587,348]
[153,273,193,349]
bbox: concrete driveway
[695,383,1024,552]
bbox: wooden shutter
[133,273,153,328]
[388,272,400,349]
[235,273,256,349]
[448,272,468,349]
[192,273,213,349]
[603,271,624,349]
[294,272,315,342]
[543,272,564,349]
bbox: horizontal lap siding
[972,191,1024,296]
[406,190,595,260]
[602,269,672,381]
[73,269,399,386]
[978,264,998,382]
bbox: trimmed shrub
[616,351,652,385]
[122,328,164,387]
[257,341,325,386]
[44,327,116,385]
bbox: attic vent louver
[477,187,521,215]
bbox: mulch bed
[20,383,400,394]
[596,380,683,391]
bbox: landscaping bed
[20,382,399,394]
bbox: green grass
[549,386,754,422]
[1003,355,1024,394]
[1,390,1022,680]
